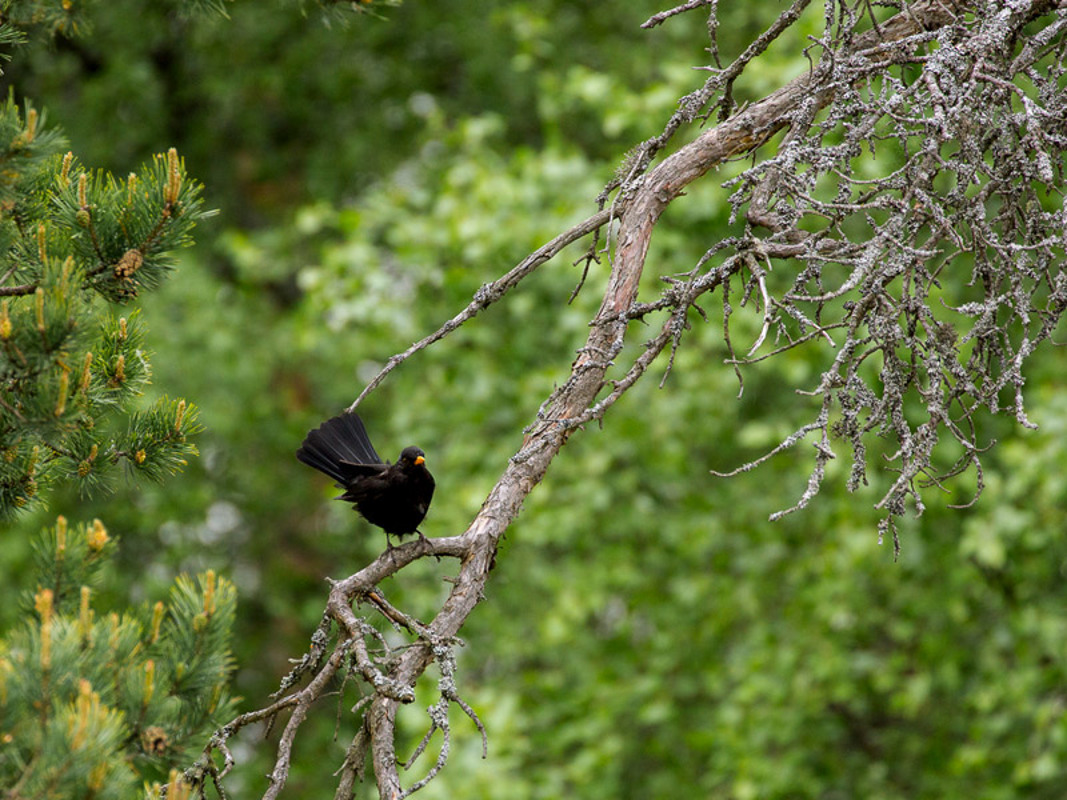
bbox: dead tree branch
[192,1,1066,796]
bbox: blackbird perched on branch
[296,412,435,539]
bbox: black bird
[296,412,435,539]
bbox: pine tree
[0,99,208,515]
[0,517,238,796]
[1,6,236,798]
[0,0,217,522]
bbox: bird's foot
[416,529,440,561]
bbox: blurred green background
[3,1,1067,797]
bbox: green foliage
[0,0,93,40]
[0,517,237,796]
[178,0,232,17]
[0,93,207,515]
[1,2,1066,799]
[0,0,694,221]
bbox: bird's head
[399,446,426,468]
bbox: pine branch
[1,520,237,797]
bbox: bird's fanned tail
[296,413,383,484]
[297,412,435,536]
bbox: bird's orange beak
[414,456,425,466]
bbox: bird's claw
[416,529,441,561]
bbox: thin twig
[348,208,615,412]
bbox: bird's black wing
[420,474,435,516]
[296,413,385,485]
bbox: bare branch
[348,208,615,412]
[195,3,1067,796]
[642,0,715,29]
